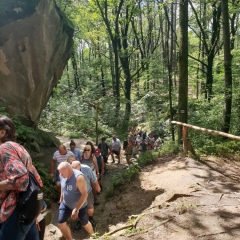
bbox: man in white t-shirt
[111,136,121,163]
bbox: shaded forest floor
[43,137,240,240]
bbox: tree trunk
[178,0,188,144]
[221,0,232,133]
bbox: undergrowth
[104,141,179,199]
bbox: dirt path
[43,137,240,240]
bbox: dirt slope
[43,137,240,240]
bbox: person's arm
[110,145,113,155]
[119,140,121,153]
[89,170,101,193]
[71,174,88,219]
[0,174,28,191]
[106,144,110,157]
[50,159,56,179]
[0,151,28,191]
[92,180,101,193]
[92,155,100,178]
[59,185,63,203]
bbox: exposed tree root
[126,219,172,237]
[148,193,193,210]
[102,210,165,237]
[166,193,193,202]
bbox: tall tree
[178,0,188,144]
[189,1,222,102]
[221,0,232,133]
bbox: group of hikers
[124,128,161,165]
[50,135,124,239]
[0,114,161,240]
[50,130,161,239]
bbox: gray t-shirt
[81,164,97,193]
[60,169,87,209]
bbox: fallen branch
[196,183,210,194]
[166,193,193,202]
[103,210,163,237]
[218,193,224,202]
[197,231,228,238]
[127,218,172,237]
[148,193,193,210]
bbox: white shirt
[112,138,121,151]
[136,136,142,144]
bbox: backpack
[9,143,44,225]
[17,170,44,225]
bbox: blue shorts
[58,202,89,226]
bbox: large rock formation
[0,0,74,126]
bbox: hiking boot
[73,221,81,231]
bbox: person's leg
[91,182,99,206]
[22,222,40,240]
[78,206,93,237]
[58,202,72,240]
[83,222,94,236]
[87,192,96,227]
[38,219,46,240]
[111,151,115,163]
[0,207,19,240]
[117,151,120,163]
[103,156,108,174]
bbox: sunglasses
[84,149,90,151]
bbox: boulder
[0,0,74,126]
[44,223,63,240]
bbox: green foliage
[137,151,155,167]
[0,108,36,147]
[33,161,59,204]
[157,141,179,157]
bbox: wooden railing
[171,121,240,156]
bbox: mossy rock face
[27,129,60,161]
[0,0,74,127]
[0,0,40,27]
[36,129,60,148]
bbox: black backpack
[17,170,44,225]
[10,143,44,225]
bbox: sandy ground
[43,137,240,240]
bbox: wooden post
[182,126,188,156]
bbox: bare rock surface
[0,0,73,126]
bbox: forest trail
[43,137,240,240]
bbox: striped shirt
[53,150,74,166]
